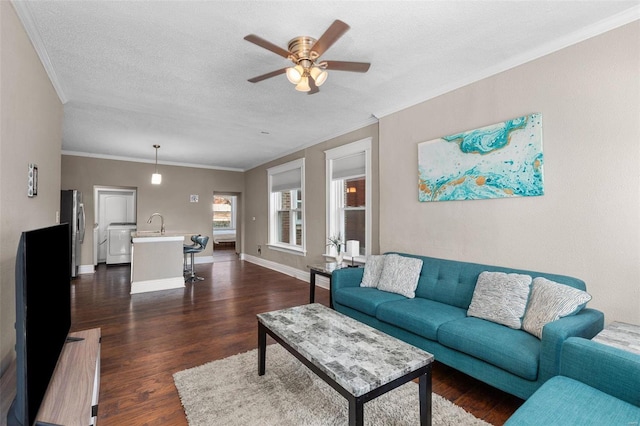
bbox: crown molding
[61,150,245,172]
[373,5,640,120]
[11,1,68,104]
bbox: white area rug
[174,344,490,426]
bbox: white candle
[346,240,359,257]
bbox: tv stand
[36,328,101,426]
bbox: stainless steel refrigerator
[60,190,85,277]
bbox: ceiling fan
[244,20,371,94]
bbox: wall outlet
[55,211,60,224]
[257,245,261,255]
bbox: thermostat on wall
[190,194,199,203]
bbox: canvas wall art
[418,113,543,202]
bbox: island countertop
[130,233,194,294]
[131,231,198,243]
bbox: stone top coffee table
[257,303,434,426]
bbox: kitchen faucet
[147,213,165,234]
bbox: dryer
[106,222,137,264]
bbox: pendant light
[151,144,162,184]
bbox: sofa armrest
[538,308,605,382]
[331,268,364,293]
[561,337,640,407]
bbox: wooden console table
[36,327,101,425]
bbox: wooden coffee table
[257,303,434,426]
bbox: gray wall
[244,123,379,271]
[0,2,64,374]
[379,22,640,325]
[61,155,245,266]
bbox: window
[326,138,371,257]
[268,159,305,254]
[213,195,236,230]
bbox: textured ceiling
[13,1,640,171]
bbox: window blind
[332,152,365,180]
[271,168,301,192]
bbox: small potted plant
[326,234,344,264]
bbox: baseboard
[130,277,185,294]
[78,264,95,275]
[241,254,329,290]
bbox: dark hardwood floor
[71,250,522,425]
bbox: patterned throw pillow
[467,271,533,329]
[376,254,423,298]
[360,255,387,288]
[522,277,592,339]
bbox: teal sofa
[331,253,605,400]
[506,337,640,424]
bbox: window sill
[322,254,366,264]
[268,244,306,256]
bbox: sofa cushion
[333,287,406,316]
[438,317,541,380]
[467,271,532,329]
[377,254,423,298]
[376,298,467,341]
[360,255,386,288]
[504,376,640,425]
[522,277,592,339]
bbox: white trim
[372,7,640,120]
[11,1,68,104]
[242,254,310,282]
[62,151,244,172]
[267,244,306,256]
[130,277,185,294]
[267,158,306,253]
[325,138,372,257]
[78,264,95,275]
[240,254,330,290]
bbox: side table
[307,262,353,309]
[592,321,640,355]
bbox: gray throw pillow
[522,277,592,339]
[376,254,423,298]
[360,255,386,288]
[467,271,533,329]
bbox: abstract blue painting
[418,113,543,202]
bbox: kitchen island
[130,232,185,294]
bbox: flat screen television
[7,223,71,426]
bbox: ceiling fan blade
[324,61,371,73]
[248,68,287,83]
[308,76,320,95]
[311,20,350,58]
[244,34,291,59]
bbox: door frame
[93,185,137,265]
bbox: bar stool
[184,235,209,283]
[183,235,199,273]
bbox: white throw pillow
[467,271,532,329]
[360,255,386,288]
[522,277,592,339]
[376,254,423,298]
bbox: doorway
[212,192,240,261]
[93,186,137,265]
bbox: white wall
[379,22,640,324]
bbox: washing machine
[106,222,137,264]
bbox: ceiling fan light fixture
[295,76,311,92]
[286,65,304,84]
[310,66,328,86]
